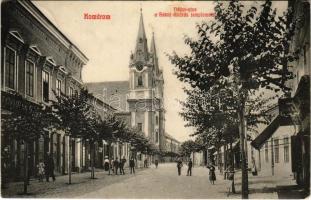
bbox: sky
[33,1,288,142]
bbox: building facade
[1,0,88,179]
[251,0,310,190]
[162,133,180,162]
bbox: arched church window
[155,131,159,143]
[138,75,143,86]
[139,38,143,43]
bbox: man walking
[177,158,183,176]
[187,158,193,176]
[120,156,126,175]
[129,157,135,174]
[155,159,159,168]
[144,158,148,168]
[113,157,119,175]
[44,153,55,182]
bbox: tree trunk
[108,142,111,175]
[68,137,72,184]
[271,138,274,176]
[224,145,227,179]
[238,107,248,199]
[230,141,236,193]
[91,141,95,179]
[23,140,28,194]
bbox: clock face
[136,63,143,71]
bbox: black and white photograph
[1,0,310,199]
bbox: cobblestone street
[3,163,299,199]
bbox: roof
[164,133,180,144]
[85,81,129,111]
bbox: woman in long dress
[208,165,216,185]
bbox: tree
[52,88,96,184]
[179,140,202,158]
[169,1,298,198]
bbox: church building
[86,10,165,162]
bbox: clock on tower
[136,62,143,71]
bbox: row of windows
[264,137,290,164]
[3,46,76,102]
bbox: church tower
[128,9,165,151]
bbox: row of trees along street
[169,0,299,198]
[2,89,158,194]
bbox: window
[155,131,159,143]
[274,139,279,163]
[42,71,49,102]
[137,123,142,132]
[138,75,143,86]
[265,142,269,163]
[69,87,74,97]
[5,47,16,89]
[156,116,159,125]
[284,137,289,163]
[56,79,62,96]
[25,60,34,97]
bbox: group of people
[104,156,129,175]
[36,153,56,182]
[176,158,193,176]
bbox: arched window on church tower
[138,75,143,86]
[155,131,159,143]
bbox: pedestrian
[251,157,257,176]
[113,157,119,175]
[187,158,193,176]
[208,164,216,185]
[104,156,109,171]
[110,159,114,174]
[37,159,45,182]
[144,158,148,168]
[44,153,55,182]
[129,157,135,174]
[120,156,126,175]
[155,159,159,168]
[177,158,183,176]
[225,165,235,197]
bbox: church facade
[86,11,165,161]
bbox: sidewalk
[1,167,146,198]
[219,169,304,199]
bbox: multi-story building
[1,0,88,179]
[86,10,165,163]
[162,133,180,162]
[251,0,310,190]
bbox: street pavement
[2,163,300,199]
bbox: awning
[232,140,240,149]
[251,116,280,150]
[251,116,297,150]
[208,145,215,150]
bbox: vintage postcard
[1,0,310,199]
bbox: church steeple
[150,32,159,74]
[150,32,157,59]
[134,9,149,63]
